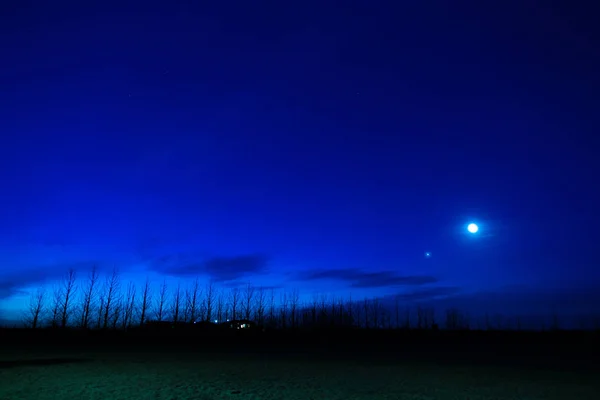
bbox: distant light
[425,252,431,258]
[467,223,479,234]
[214,320,218,323]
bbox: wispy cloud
[297,268,437,288]
[0,261,94,299]
[428,285,600,316]
[220,281,282,290]
[391,286,462,302]
[149,254,269,282]
[0,281,28,299]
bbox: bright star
[467,223,479,234]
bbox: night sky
[1,1,599,327]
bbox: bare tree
[243,283,254,320]
[59,269,77,328]
[25,288,46,329]
[95,290,106,329]
[267,288,276,327]
[429,307,437,329]
[49,284,62,328]
[462,312,471,330]
[346,294,354,327]
[229,287,240,321]
[330,296,339,326]
[102,268,120,329]
[181,287,190,323]
[79,265,99,329]
[445,308,459,330]
[417,306,435,329]
[205,280,214,322]
[309,296,319,326]
[289,288,299,328]
[121,281,137,329]
[353,298,363,328]
[186,278,201,323]
[362,297,370,328]
[394,296,401,329]
[280,291,289,328]
[336,297,347,327]
[319,294,330,325]
[417,306,425,329]
[383,307,393,329]
[139,277,152,326]
[484,313,491,330]
[255,287,266,325]
[371,297,381,328]
[156,279,168,322]
[215,289,224,323]
[182,292,191,323]
[111,297,123,329]
[171,282,183,323]
[493,313,504,330]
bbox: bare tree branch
[205,280,214,322]
[121,281,137,330]
[24,287,46,329]
[289,288,299,329]
[49,284,62,328]
[215,288,224,323]
[243,283,254,320]
[229,288,240,321]
[267,288,276,328]
[280,291,289,328]
[186,278,201,323]
[95,289,106,329]
[156,279,168,322]
[139,277,152,326]
[59,269,77,328]
[102,268,120,329]
[255,287,266,326]
[79,265,99,329]
[171,282,183,323]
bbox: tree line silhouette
[19,266,594,331]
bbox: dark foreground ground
[1,328,599,399]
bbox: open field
[1,329,599,399]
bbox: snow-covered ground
[0,350,597,400]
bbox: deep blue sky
[1,1,599,325]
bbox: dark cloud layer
[389,286,462,303]
[0,261,109,299]
[0,262,95,299]
[0,281,28,299]
[297,268,437,288]
[377,285,600,329]
[150,254,269,282]
[428,286,600,317]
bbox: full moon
[467,223,479,233]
